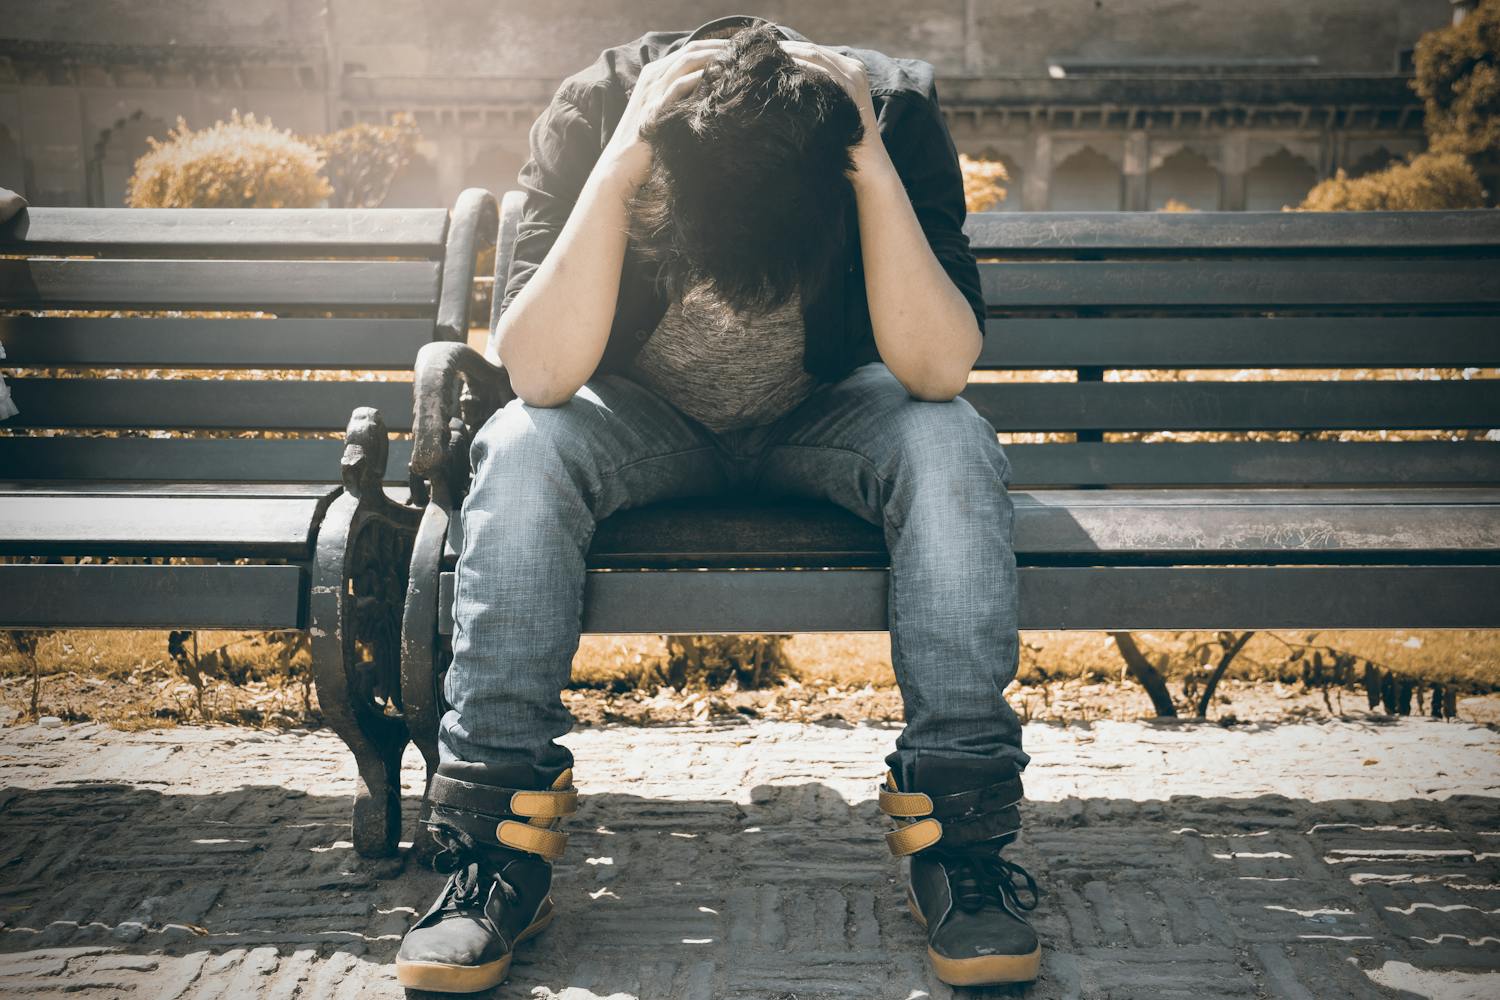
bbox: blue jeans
[441,360,1029,784]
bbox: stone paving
[0,716,1497,999]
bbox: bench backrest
[960,210,1500,488]
[487,193,1498,491]
[1,192,496,484]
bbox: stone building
[0,0,1459,210]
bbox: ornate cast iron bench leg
[311,407,423,858]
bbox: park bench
[371,195,1500,860]
[0,189,497,856]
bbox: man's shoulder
[836,46,937,98]
[553,27,691,103]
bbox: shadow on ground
[1,777,1497,998]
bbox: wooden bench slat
[576,490,1500,568]
[0,207,449,255]
[978,259,1500,307]
[963,210,1500,253]
[0,492,337,558]
[0,564,306,629]
[976,316,1500,369]
[435,565,1500,633]
[1002,441,1500,487]
[0,481,344,497]
[0,259,442,310]
[962,380,1500,432]
[0,437,413,483]
[0,317,436,369]
[7,378,415,431]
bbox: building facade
[0,0,1458,210]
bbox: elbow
[504,369,575,408]
[496,335,576,408]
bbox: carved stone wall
[0,0,1455,209]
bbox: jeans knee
[890,396,1010,486]
[471,394,595,480]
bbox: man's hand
[781,43,980,399]
[777,40,886,176]
[599,39,731,194]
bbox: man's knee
[471,393,599,478]
[886,394,1010,486]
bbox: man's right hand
[599,39,730,193]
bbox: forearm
[495,164,637,407]
[853,155,982,401]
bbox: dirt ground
[4,627,1498,734]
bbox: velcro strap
[885,818,943,857]
[428,772,578,822]
[926,776,1024,820]
[933,803,1023,848]
[497,820,568,861]
[427,772,520,819]
[878,786,933,817]
[510,788,578,819]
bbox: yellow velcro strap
[510,788,578,819]
[878,787,932,818]
[496,819,568,861]
[885,818,942,857]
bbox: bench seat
[430,489,1500,634]
[0,482,342,559]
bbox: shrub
[959,154,1009,212]
[656,635,794,691]
[126,110,332,209]
[1413,0,1500,157]
[314,113,421,208]
[1297,151,1485,210]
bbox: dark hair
[626,23,866,313]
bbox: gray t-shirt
[624,279,822,435]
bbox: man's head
[626,23,866,314]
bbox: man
[395,14,1039,993]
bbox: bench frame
[387,194,1500,857]
[1,190,499,857]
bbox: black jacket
[499,13,987,386]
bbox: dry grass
[4,627,1495,732]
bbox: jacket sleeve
[498,81,603,317]
[877,81,987,338]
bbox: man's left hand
[777,41,885,171]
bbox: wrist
[592,153,646,207]
[850,142,899,194]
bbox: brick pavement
[0,717,1497,998]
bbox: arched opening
[1346,146,1397,178]
[0,125,22,195]
[93,111,169,206]
[383,152,441,208]
[464,143,526,202]
[1245,147,1318,211]
[1148,147,1220,211]
[1049,147,1122,211]
[988,154,1022,212]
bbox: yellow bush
[959,153,1009,212]
[1413,0,1500,157]
[126,111,332,209]
[313,113,420,208]
[1297,152,1485,210]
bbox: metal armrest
[410,341,514,507]
[436,188,499,343]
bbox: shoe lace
[936,843,1041,915]
[430,823,519,912]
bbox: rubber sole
[394,899,555,993]
[907,889,1042,986]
